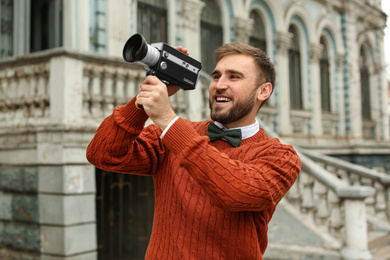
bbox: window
[30,0,63,53]
[320,36,331,112]
[249,10,266,51]
[90,0,107,53]
[360,46,371,121]
[288,25,302,109]
[201,0,223,74]
[137,0,167,43]
[0,0,13,58]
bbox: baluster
[126,70,140,99]
[286,177,300,208]
[82,66,92,118]
[328,190,343,239]
[90,66,103,117]
[300,172,315,222]
[9,72,17,117]
[32,70,40,118]
[24,67,34,118]
[314,180,329,230]
[103,68,114,117]
[115,69,126,106]
[0,76,7,121]
[349,171,360,186]
[36,64,49,118]
[374,181,387,220]
[361,177,375,216]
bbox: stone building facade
[0,0,389,259]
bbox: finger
[174,46,189,55]
[135,95,144,109]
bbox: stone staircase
[369,231,390,260]
[260,121,390,260]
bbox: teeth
[216,97,231,102]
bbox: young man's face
[209,54,262,128]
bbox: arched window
[249,10,266,51]
[288,25,302,109]
[360,45,371,121]
[137,0,167,43]
[320,36,331,112]
[201,0,223,74]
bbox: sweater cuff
[162,117,205,154]
[113,96,150,133]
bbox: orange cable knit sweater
[86,97,301,260]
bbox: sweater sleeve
[162,118,301,212]
[86,97,166,175]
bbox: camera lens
[123,34,160,67]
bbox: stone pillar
[309,42,323,137]
[63,0,89,51]
[343,5,362,139]
[178,0,204,61]
[178,0,205,121]
[49,56,84,124]
[341,199,372,260]
[274,31,293,135]
[41,55,97,259]
[232,16,253,43]
[336,53,346,136]
[376,29,390,141]
[107,0,132,57]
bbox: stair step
[372,245,390,260]
[369,231,390,251]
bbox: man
[87,42,301,259]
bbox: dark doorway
[96,169,155,260]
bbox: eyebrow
[211,69,245,77]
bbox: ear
[256,83,272,102]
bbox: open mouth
[215,96,232,103]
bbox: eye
[212,74,221,80]
[230,74,241,79]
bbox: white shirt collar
[214,119,259,140]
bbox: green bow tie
[206,122,242,148]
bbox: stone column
[336,53,346,136]
[39,55,97,259]
[274,31,293,135]
[63,0,89,51]
[341,199,372,260]
[309,42,323,137]
[343,4,362,139]
[376,29,390,141]
[107,0,132,57]
[232,16,253,43]
[178,0,204,61]
[178,0,205,121]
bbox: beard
[209,88,256,125]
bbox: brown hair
[215,42,276,93]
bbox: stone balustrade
[0,60,50,126]
[302,149,390,227]
[260,121,377,260]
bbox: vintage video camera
[122,33,202,90]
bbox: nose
[213,75,228,91]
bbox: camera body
[123,34,202,90]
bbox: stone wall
[0,165,40,260]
